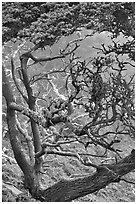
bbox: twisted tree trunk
[33,149,135,201]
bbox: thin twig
[120,178,135,185]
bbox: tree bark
[2,64,41,194]
[33,150,135,202]
[20,55,42,154]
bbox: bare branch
[42,139,77,148]
[9,102,68,128]
[11,57,28,102]
[120,178,135,185]
[39,149,135,202]
[35,147,108,170]
[27,43,79,64]
[16,117,35,165]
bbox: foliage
[3,2,135,45]
[2,2,135,202]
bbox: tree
[2,2,135,202]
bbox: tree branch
[11,57,28,102]
[2,65,34,176]
[9,102,68,128]
[33,149,135,201]
[16,117,35,165]
[26,42,79,64]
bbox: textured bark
[20,55,41,154]
[33,150,135,202]
[2,65,41,194]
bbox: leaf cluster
[2,2,135,47]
